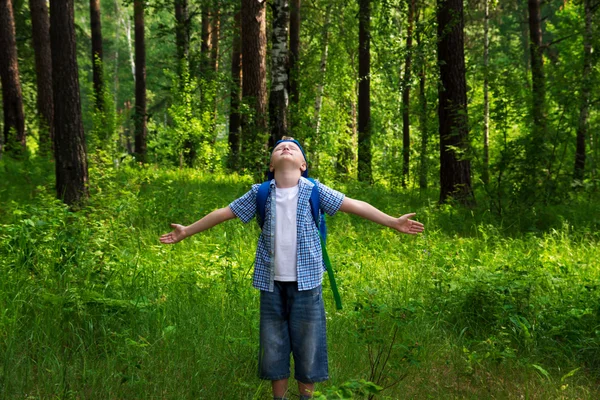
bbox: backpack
[256,178,342,310]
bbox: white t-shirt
[274,184,299,281]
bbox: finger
[403,213,417,219]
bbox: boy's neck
[273,169,302,188]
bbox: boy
[160,138,424,399]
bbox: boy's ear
[269,163,274,172]
[300,162,307,172]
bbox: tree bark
[241,0,268,177]
[401,0,415,188]
[228,11,242,170]
[527,0,547,157]
[210,6,220,71]
[289,0,300,129]
[437,0,473,204]
[134,0,147,162]
[50,0,89,205]
[313,4,331,140]
[269,0,290,148]
[201,5,212,74]
[574,0,592,181]
[175,0,189,73]
[417,6,427,190]
[0,0,26,156]
[90,0,104,111]
[29,0,54,157]
[483,0,490,185]
[357,0,372,183]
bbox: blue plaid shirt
[229,177,345,292]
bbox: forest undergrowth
[2,158,600,399]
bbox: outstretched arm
[338,197,424,235]
[159,206,236,244]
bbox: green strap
[321,237,342,310]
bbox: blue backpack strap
[256,181,271,229]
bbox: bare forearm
[184,206,236,238]
[339,197,394,228]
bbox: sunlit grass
[1,158,600,398]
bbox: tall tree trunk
[437,0,473,204]
[29,0,54,157]
[574,0,592,181]
[417,6,428,190]
[288,0,300,130]
[201,6,212,74]
[0,0,26,156]
[228,11,242,170]
[134,0,147,162]
[313,4,331,141]
[269,0,290,148]
[50,0,89,205]
[210,6,220,71]
[401,0,415,188]
[482,0,490,185]
[175,0,189,73]
[241,0,268,177]
[357,0,372,183]
[90,0,104,111]
[527,0,547,161]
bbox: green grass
[2,158,600,399]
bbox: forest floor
[2,158,600,399]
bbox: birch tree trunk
[289,0,300,131]
[269,0,290,147]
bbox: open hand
[159,224,187,244]
[392,213,424,235]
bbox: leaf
[560,367,580,383]
[531,364,551,381]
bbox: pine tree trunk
[29,0,54,157]
[437,0,473,205]
[574,0,592,181]
[401,0,415,188]
[175,0,189,72]
[269,0,290,147]
[134,0,147,162]
[417,6,428,190]
[0,0,26,156]
[228,11,242,170]
[313,5,332,143]
[288,0,300,130]
[483,0,490,185]
[527,0,547,158]
[210,6,220,71]
[50,0,89,205]
[201,6,212,74]
[241,0,268,177]
[90,0,104,111]
[357,0,372,183]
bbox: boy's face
[269,141,307,175]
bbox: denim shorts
[259,281,329,383]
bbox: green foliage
[148,66,224,170]
[2,161,600,397]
